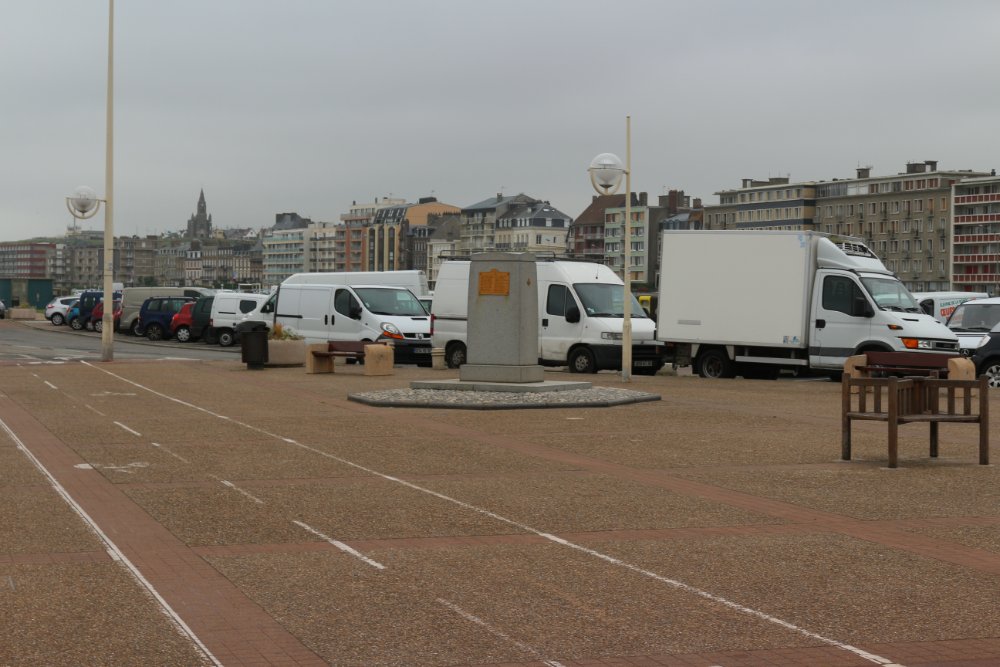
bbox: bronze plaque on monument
[478,269,510,296]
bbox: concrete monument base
[459,363,545,384]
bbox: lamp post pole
[101,0,115,362]
[621,116,632,382]
[588,116,633,382]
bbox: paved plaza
[1,323,999,666]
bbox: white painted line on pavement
[0,416,221,666]
[43,381,57,389]
[215,477,264,504]
[437,598,565,667]
[151,442,191,464]
[292,520,385,570]
[85,404,106,417]
[114,421,141,437]
[82,360,905,667]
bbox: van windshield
[860,277,920,313]
[354,288,427,316]
[573,283,648,318]
[947,302,1000,332]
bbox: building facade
[704,178,817,231]
[952,173,1000,295]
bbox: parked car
[66,300,80,327]
[0,299,6,319]
[970,330,1000,388]
[90,299,122,333]
[137,296,195,341]
[70,289,119,331]
[945,297,1000,353]
[45,296,79,326]
[208,292,271,347]
[190,296,215,343]
[170,302,197,342]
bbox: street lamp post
[66,0,114,362]
[588,116,633,382]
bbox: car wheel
[568,347,597,374]
[981,360,1000,388]
[146,323,164,341]
[217,329,236,347]
[175,326,191,343]
[445,342,466,369]
[51,313,65,326]
[130,320,143,337]
[69,317,83,331]
[93,319,103,333]
[696,348,735,379]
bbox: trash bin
[237,321,269,369]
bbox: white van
[282,270,429,296]
[208,292,272,347]
[431,259,664,374]
[269,281,432,364]
[911,291,989,324]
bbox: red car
[91,299,122,333]
[170,302,196,342]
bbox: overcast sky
[4,0,1000,242]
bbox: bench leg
[979,377,989,465]
[888,420,898,468]
[841,420,852,461]
[929,421,939,458]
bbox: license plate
[635,360,655,367]
[412,347,431,354]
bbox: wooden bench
[852,350,961,378]
[842,374,989,468]
[306,341,393,376]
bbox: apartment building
[493,200,572,255]
[367,197,460,271]
[815,162,991,292]
[952,173,1000,295]
[704,178,817,231]
[459,193,539,252]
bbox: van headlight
[601,332,623,340]
[900,338,933,349]
[380,322,404,339]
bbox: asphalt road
[2,318,240,363]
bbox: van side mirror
[261,302,273,314]
[566,305,580,323]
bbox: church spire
[198,189,206,214]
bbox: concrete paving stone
[0,562,211,666]
[0,486,104,554]
[265,478,526,541]
[0,446,48,486]
[671,464,1000,521]
[300,434,580,476]
[901,524,1000,555]
[207,544,812,666]
[120,484,313,547]
[420,472,781,534]
[598,532,1000,645]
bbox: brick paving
[1,344,999,665]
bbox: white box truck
[431,258,665,374]
[657,230,959,379]
[267,273,432,365]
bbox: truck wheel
[696,349,734,379]
[446,342,466,369]
[568,347,597,373]
[217,329,236,347]
[981,360,1000,388]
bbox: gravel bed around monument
[348,386,661,409]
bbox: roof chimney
[906,162,926,174]
[856,166,871,179]
[925,160,938,172]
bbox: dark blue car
[69,290,117,330]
